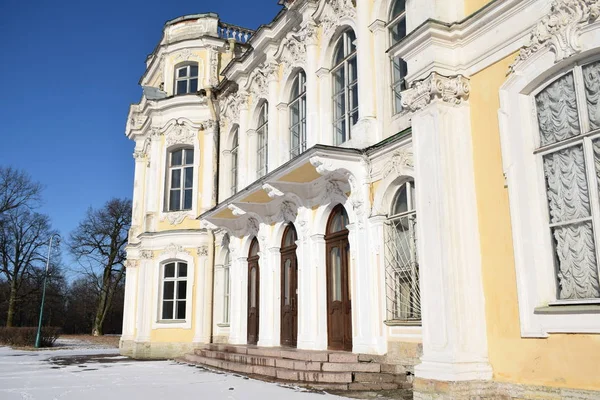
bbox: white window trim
[157,125,200,224]
[152,251,195,330]
[174,63,199,95]
[166,148,194,212]
[499,47,600,337]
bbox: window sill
[217,323,230,328]
[534,305,600,315]
[157,319,187,324]
[384,319,422,327]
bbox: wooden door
[247,238,260,345]
[280,225,298,347]
[325,205,352,351]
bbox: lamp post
[35,234,60,348]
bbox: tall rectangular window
[389,0,407,115]
[257,102,269,178]
[332,29,358,145]
[535,63,600,300]
[161,261,188,320]
[168,148,194,211]
[175,63,199,95]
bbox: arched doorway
[247,238,260,345]
[325,205,352,351]
[280,224,298,347]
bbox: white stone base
[415,359,493,382]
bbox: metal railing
[384,212,421,322]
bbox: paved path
[0,345,347,400]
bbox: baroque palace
[122,0,600,398]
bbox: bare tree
[0,166,42,216]
[0,208,55,327]
[69,198,131,336]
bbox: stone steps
[179,344,412,391]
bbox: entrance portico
[201,145,391,355]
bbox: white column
[135,258,153,343]
[146,136,161,215]
[247,129,258,183]
[369,21,388,143]
[356,0,376,120]
[266,65,280,172]
[220,149,232,200]
[237,93,250,189]
[277,103,289,165]
[316,68,333,146]
[131,151,147,241]
[228,239,248,345]
[193,245,212,344]
[411,95,491,381]
[297,231,328,350]
[258,246,281,347]
[304,22,319,148]
[121,261,139,341]
[201,121,217,211]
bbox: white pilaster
[258,246,281,347]
[267,66,279,172]
[369,20,388,144]
[247,129,258,183]
[316,68,333,146]
[409,91,491,381]
[237,93,250,189]
[229,238,248,345]
[121,261,139,341]
[304,22,319,149]
[201,121,217,211]
[135,258,153,343]
[193,246,212,344]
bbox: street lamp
[35,234,60,348]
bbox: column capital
[316,67,330,78]
[247,129,257,138]
[276,102,288,111]
[401,72,470,113]
[368,19,387,34]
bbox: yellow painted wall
[470,54,600,391]
[465,0,493,16]
[150,328,194,343]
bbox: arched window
[223,250,231,324]
[174,62,199,95]
[231,128,239,195]
[161,261,188,320]
[389,0,408,114]
[167,147,194,211]
[289,71,307,158]
[332,29,358,145]
[384,179,420,322]
[257,102,269,178]
[534,63,600,300]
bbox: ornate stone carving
[174,48,203,62]
[164,211,191,225]
[262,183,284,198]
[209,46,220,87]
[165,121,197,146]
[219,91,248,129]
[228,204,246,216]
[202,119,217,132]
[161,243,190,258]
[382,149,414,178]
[277,32,307,79]
[401,73,470,112]
[197,246,209,257]
[126,259,140,268]
[309,156,335,175]
[140,250,154,259]
[298,18,318,46]
[510,0,600,73]
[320,0,357,38]
[249,68,269,99]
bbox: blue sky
[0,0,281,271]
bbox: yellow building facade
[123,0,600,397]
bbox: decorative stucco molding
[219,91,248,129]
[140,250,154,260]
[165,120,197,146]
[248,62,277,99]
[262,183,284,198]
[197,246,209,257]
[401,73,470,112]
[382,149,414,179]
[319,0,357,38]
[247,217,260,237]
[162,211,194,225]
[126,259,140,268]
[209,46,220,87]
[276,31,307,79]
[161,243,190,258]
[510,0,600,73]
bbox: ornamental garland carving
[277,32,307,79]
[382,149,414,179]
[165,121,197,146]
[209,46,220,87]
[140,250,154,259]
[401,73,470,112]
[320,0,357,38]
[161,243,190,258]
[510,0,600,73]
[219,91,248,129]
[248,62,277,99]
[163,211,193,225]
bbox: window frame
[331,29,358,146]
[532,64,600,304]
[231,128,239,196]
[388,0,408,115]
[222,251,231,324]
[167,147,194,212]
[499,51,600,337]
[174,62,199,95]
[256,102,269,178]
[289,71,307,158]
[159,261,188,322]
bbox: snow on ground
[0,344,348,400]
